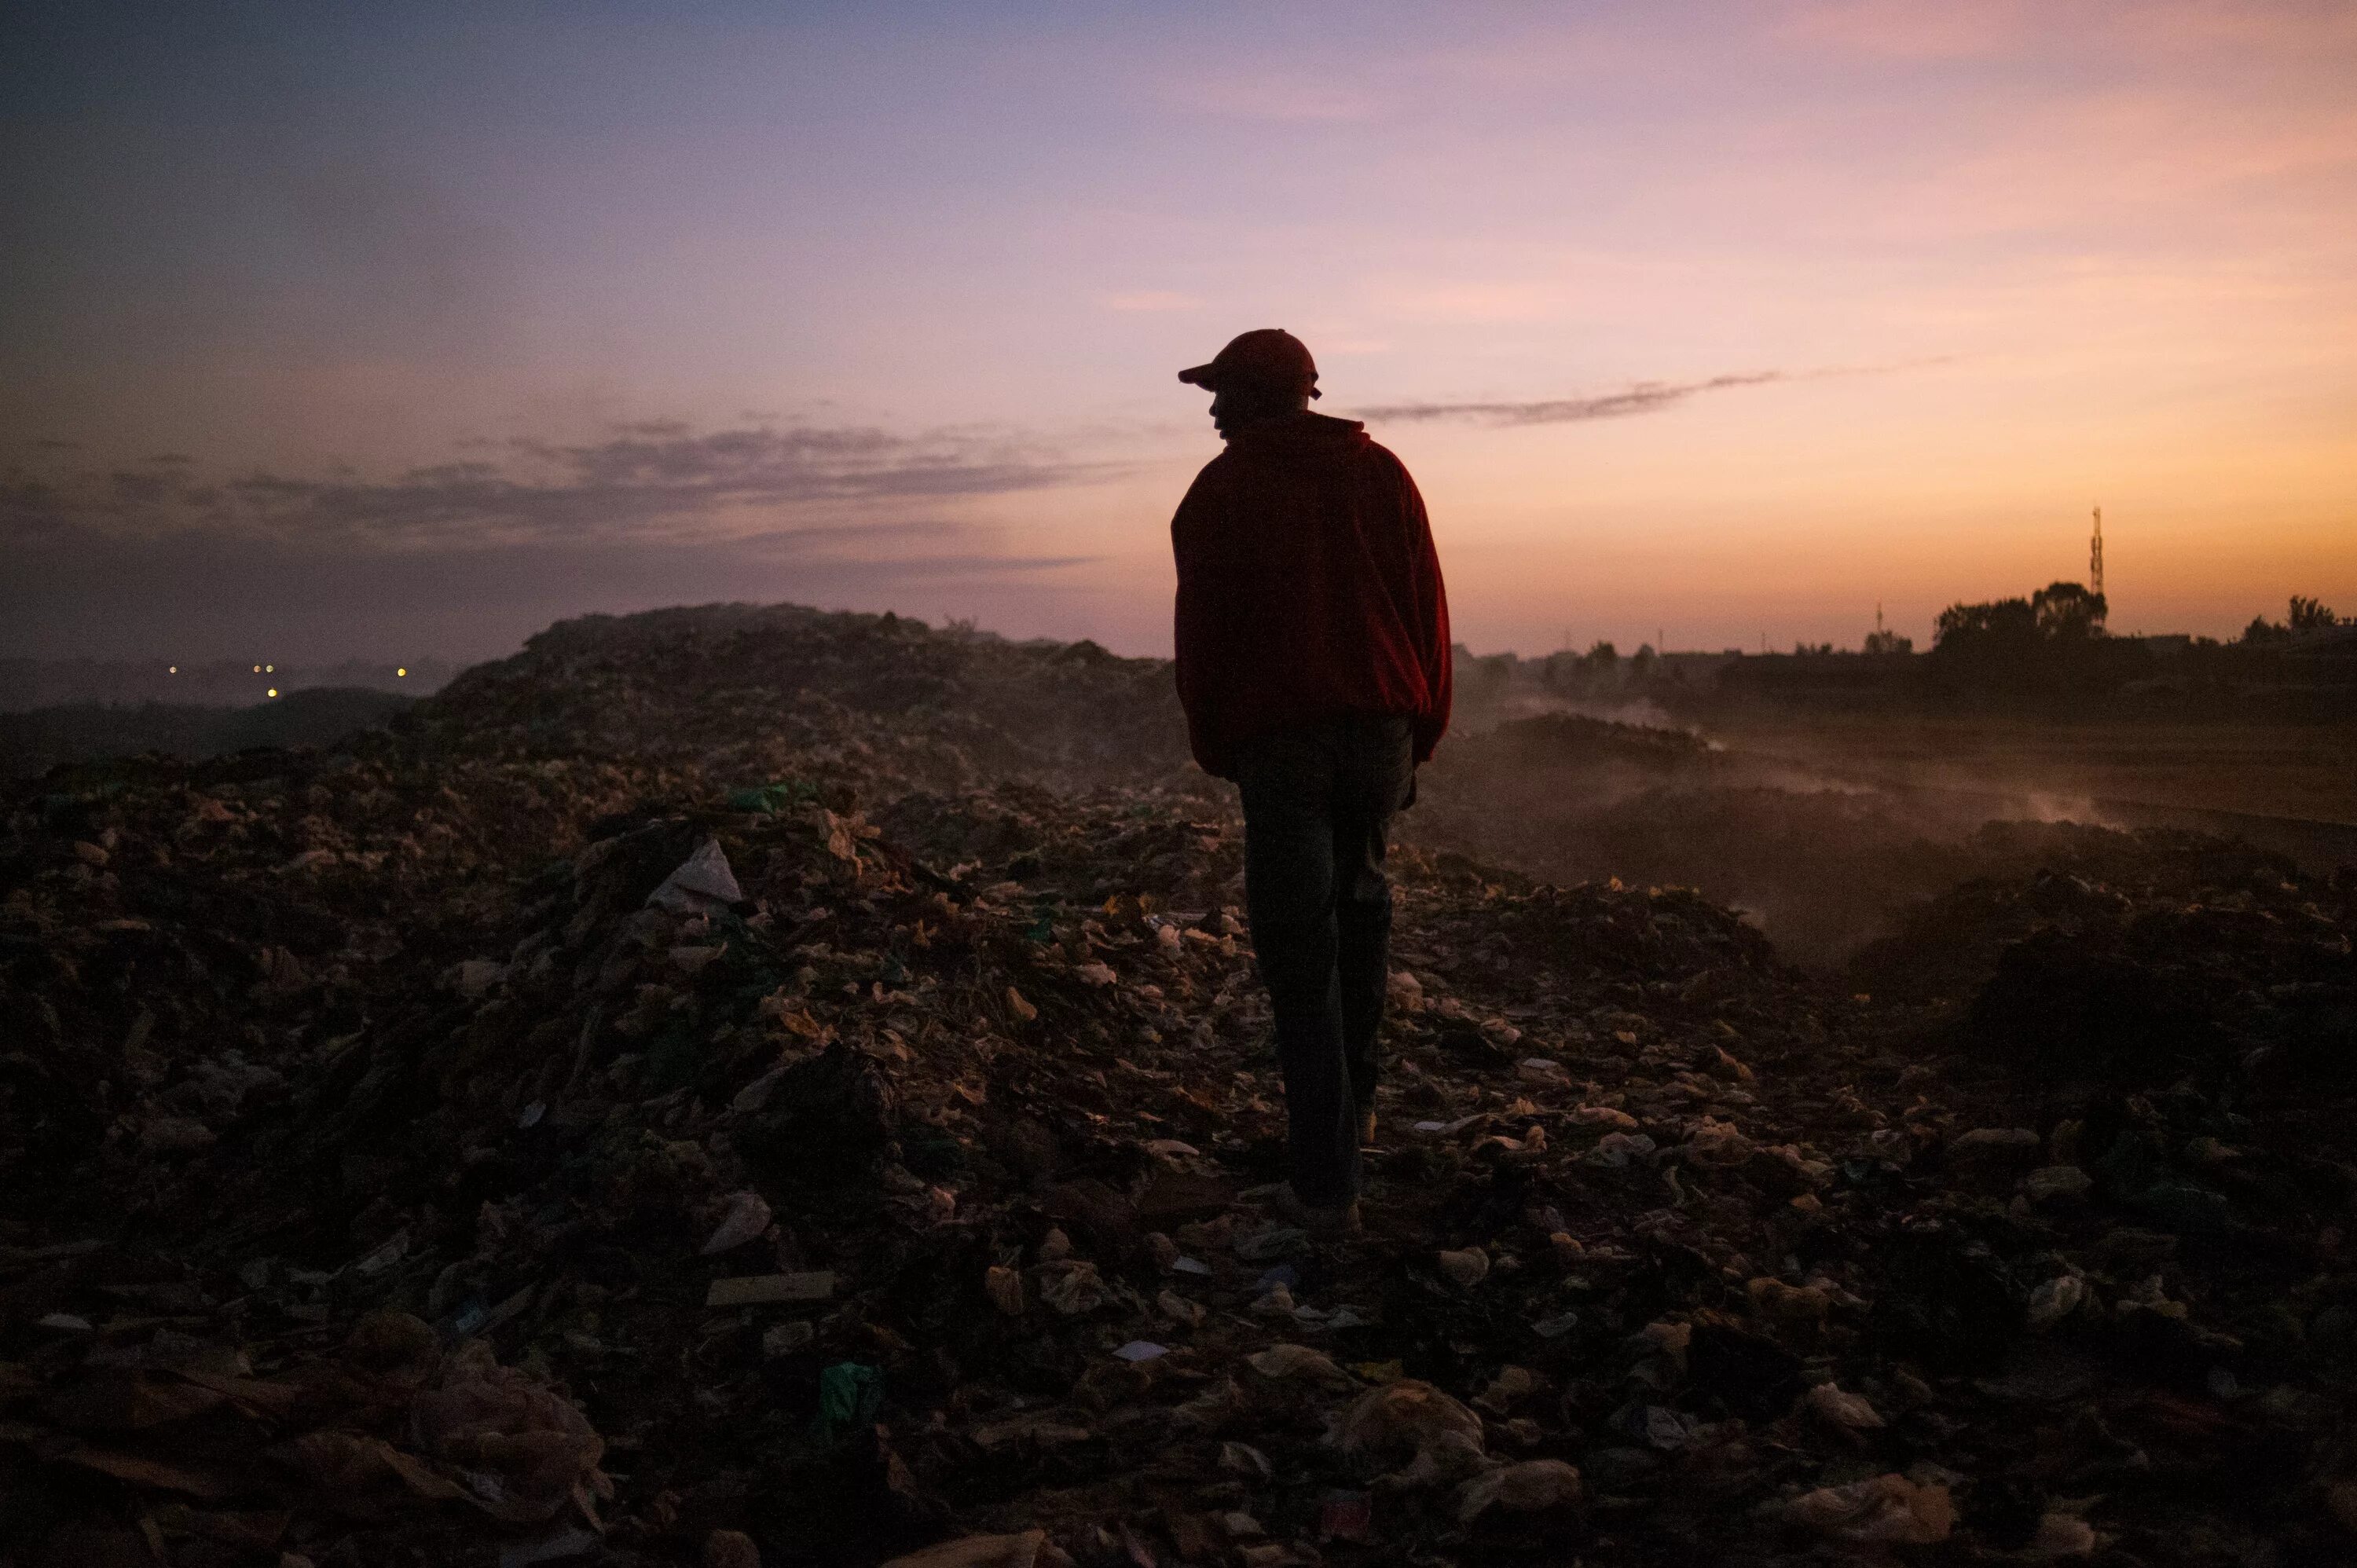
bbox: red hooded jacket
[1170,412,1452,780]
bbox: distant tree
[1930,595,2046,692]
[1863,628,1913,656]
[2031,581,2106,639]
[2289,595,2341,632]
[1630,643,1657,677]
[1582,640,1618,672]
[1934,596,2037,651]
[2241,614,2289,645]
[1793,641,1835,656]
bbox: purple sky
[5,1,2353,664]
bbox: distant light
[266,687,278,698]
[396,667,406,677]
[168,665,178,674]
[265,663,274,672]
[253,665,262,673]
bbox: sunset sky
[5,1,2354,664]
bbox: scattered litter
[704,1271,835,1308]
[646,838,743,914]
[1783,1472,1956,1547]
[4,602,2346,1563]
[1456,1458,1582,1522]
[699,1190,774,1255]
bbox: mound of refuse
[4,603,2356,1566]
[413,603,1194,795]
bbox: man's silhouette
[1169,328,1452,1233]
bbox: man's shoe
[1274,1184,1362,1236]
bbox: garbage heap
[4,603,2355,1567]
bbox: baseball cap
[1177,328,1321,398]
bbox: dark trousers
[1236,713,1415,1207]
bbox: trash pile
[5,603,2355,1566]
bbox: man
[1168,328,1452,1233]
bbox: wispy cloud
[1353,372,1787,426]
[1,419,1113,548]
[1352,358,1956,427]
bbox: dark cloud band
[2,420,1106,548]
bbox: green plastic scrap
[815,1361,884,1442]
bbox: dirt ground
[1702,713,2357,830]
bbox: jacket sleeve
[1170,464,1239,778]
[1399,465,1452,764]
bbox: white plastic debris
[701,1190,774,1255]
[647,839,743,914]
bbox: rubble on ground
[4,603,2355,1566]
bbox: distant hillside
[0,687,414,780]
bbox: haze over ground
[5,0,2353,664]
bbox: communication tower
[2089,506,2104,603]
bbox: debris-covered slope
[416,603,1193,793]
[4,603,2355,1567]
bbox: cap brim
[1178,363,1320,397]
